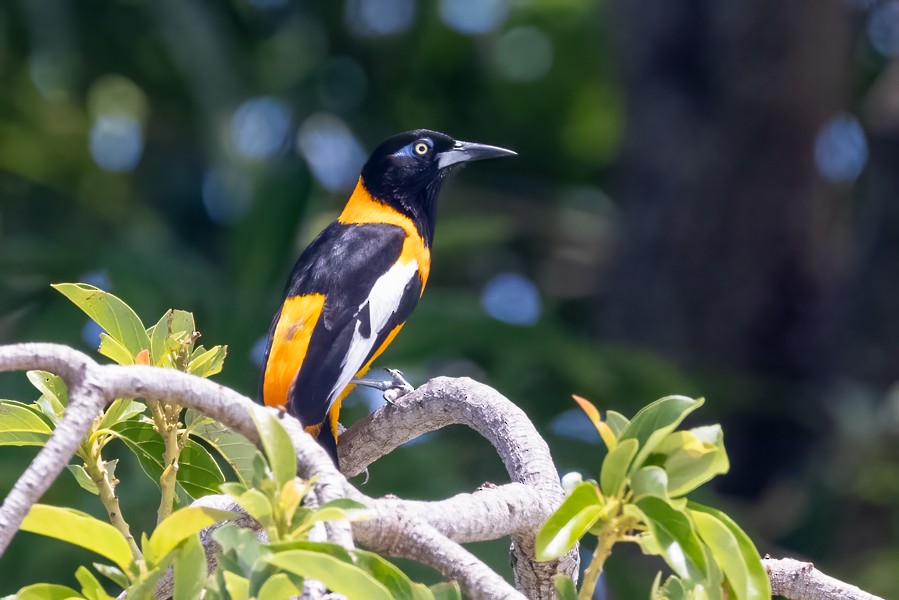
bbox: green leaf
[302,498,373,528]
[630,466,669,501]
[92,563,129,589]
[188,345,227,378]
[257,574,300,600]
[20,504,133,571]
[0,400,53,446]
[186,411,264,486]
[266,550,392,600]
[67,464,100,495]
[145,506,236,565]
[52,283,150,356]
[111,420,225,500]
[654,574,688,600]
[148,310,197,367]
[26,370,69,404]
[688,503,770,600]
[213,523,265,575]
[13,583,83,600]
[76,566,114,600]
[605,410,630,437]
[99,399,146,430]
[173,534,207,600]
[553,574,577,600]
[618,396,704,472]
[657,426,729,497]
[126,562,170,600]
[232,488,273,528]
[98,334,135,366]
[27,370,69,415]
[250,408,297,487]
[222,572,250,600]
[635,497,707,583]
[535,481,603,561]
[600,437,638,496]
[429,582,462,600]
[266,539,354,563]
[353,549,432,600]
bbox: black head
[360,129,515,244]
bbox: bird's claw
[352,368,414,404]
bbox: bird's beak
[437,140,517,169]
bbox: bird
[258,129,515,466]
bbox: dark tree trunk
[605,0,849,384]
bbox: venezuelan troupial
[258,129,515,465]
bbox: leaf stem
[149,398,182,524]
[578,520,619,600]
[83,447,143,562]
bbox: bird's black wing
[259,221,417,432]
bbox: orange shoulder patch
[263,293,326,409]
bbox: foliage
[537,395,770,600]
[0,285,459,599]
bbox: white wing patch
[327,259,419,407]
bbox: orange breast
[338,178,431,288]
[263,293,326,408]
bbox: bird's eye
[414,142,430,156]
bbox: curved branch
[340,376,579,597]
[0,344,525,600]
[0,343,890,600]
[352,506,527,600]
[764,557,885,600]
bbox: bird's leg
[352,368,414,404]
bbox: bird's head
[359,130,515,241]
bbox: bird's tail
[317,420,339,468]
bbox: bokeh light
[81,320,103,350]
[868,1,899,57]
[439,0,508,35]
[814,113,868,183]
[202,167,254,225]
[480,272,542,326]
[296,113,367,192]
[249,335,267,368]
[549,409,602,444]
[88,115,144,172]
[494,27,554,82]
[345,0,416,37]
[230,97,292,160]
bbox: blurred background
[2,0,898,597]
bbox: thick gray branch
[3,343,882,600]
[340,376,578,597]
[0,343,524,599]
[764,558,884,600]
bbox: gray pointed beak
[437,140,517,169]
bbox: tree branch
[0,344,530,599]
[1,343,884,600]
[764,557,885,600]
[340,376,579,597]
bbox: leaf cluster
[537,395,770,600]
[1,284,460,599]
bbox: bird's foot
[352,368,414,404]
